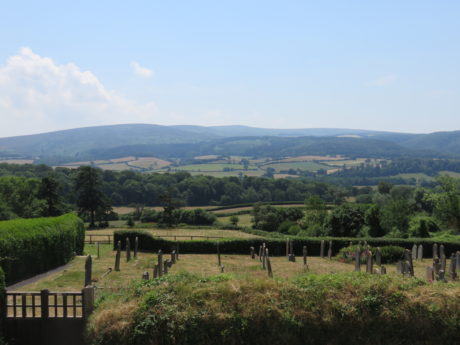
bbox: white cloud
[368,74,399,86]
[0,48,157,137]
[130,61,153,78]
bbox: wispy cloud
[0,47,157,137]
[368,74,399,86]
[130,61,154,78]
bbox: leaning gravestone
[115,241,121,271]
[303,246,308,266]
[266,248,273,278]
[259,246,263,262]
[404,249,414,277]
[85,255,92,287]
[439,244,445,259]
[449,254,457,279]
[441,254,447,273]
[250,246,255,259]
[433,243,438,259]
[366,251,373,274]
[426,266,434,282]
[320,240,325,258]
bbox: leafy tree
[74,167,111,227]
[365,205,384,237]
[38,177,65,217]
[325,204,366,237]
[229,215,239,226]
[427,175,460,230]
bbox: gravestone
[449,254,457,279]
[417,244,423,261]
[376,247,382,266]
[289,239,294,257]
[456,251,460,271]
[404,249,414,276]
[142,271,149,280]
[433,243,438,259]
[433,258,440,279]
[262,243,266,269]
[85,255,92,287]
[176,243,180,261]
[126,238,131,262]
[220,265,225,273]
[439,244,445,259]
[115,241,121,271]
[217,241,221,266]
[380,266,386,275]
[303,246,308,266]
[250,246,255,259]
[320,240,325,258]
[163,260,169,274]
[426,266,434,282]
[171,250,176,264]
[354,247,361,272]
[153,265,159,278]
[441,254,447,273]
[396,261,403,274]
[412,244,417,260]
[158,250,163,277]
[96,242,100,259]
[327,241,332,260]
[266,248,273,278]
[259,246,263,261]
[366,251,373,274]
[134,237,139,258]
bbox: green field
[263,161,329,172]
[171,163,258,172]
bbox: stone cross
[126,238,131,262]
[250,246,255,259]
[158,250,163,277]
[303,246,307,266]
[266,248,273,278]
[375,247,382,266]
[142,271,149,280]
[354,247,361,272]
[417,245,423,261]
[84,255,92,287]
[327,241,332,260]
[412,244,417,260]
[320,240,325,258]
[433,243,438,259]
[134,237,139,258]
[115,240,121,271]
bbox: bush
[337,245,405,264]
[0,213,84,284]
[113,230,460,258]
[409,215,439,238]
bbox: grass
[218,214,253,226]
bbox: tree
[38,177,64,217]
[74,167,110,227]
[229,215,239,226]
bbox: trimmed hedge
[0,213,84,284]
[114,230,460,257]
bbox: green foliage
[337,245,405,264]
[229,215,239,226]
[114,230,460,258]
[408,215,439,238]
[0,213,84,284]
[252,204,303,232]
[325,203,367,237]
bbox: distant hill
[0,123,459,163]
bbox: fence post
[40,289,49,319]
[82,287,95,319]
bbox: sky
[0,0,459,137]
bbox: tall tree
[74,167,110,227]
[38,177,64,217]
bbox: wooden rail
[85,234,224,243]
[4,288,93,319]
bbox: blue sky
[0,0,459,136]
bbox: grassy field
[262,161,328,172]
[218,213,253,226]
[13,245,457,292]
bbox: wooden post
[82,287,95,319]
[126,237,131,262]
[40,289,49,319]
[320,240,325,258]
[96,242,100,259]
[85,255,92,287]
[303,245,307,266]
[266,248,273,278]
[217,241,221,267]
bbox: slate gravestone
[376,247,382,266]
[366,251,373,274]
[142,271,149,280]
[126,238,131,262]
[456,251,460,271]
[327,241,332,260]
[417,245,423,261]
[250,246,255,259]
[320,240,325,258]
[355,247,361,272]
[85,255,92,287]
[158,250,163,277]
[433,258,441,279]
[433,243,438,259]
[303,246,308,266]
[449,254,457,279]
[412,244,417,260]
[134,237,139,258]
[153,265,159,278]
[115,241,121,271]
[171,250,176,264]
[404,249,414,277]
[289,239,294,258]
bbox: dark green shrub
[0,213,84,284]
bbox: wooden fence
[85,234,225,244]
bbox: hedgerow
[0,213,84,284]
[114,230,460,257]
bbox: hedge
[114,230,460,257]
[0,213,84,284]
